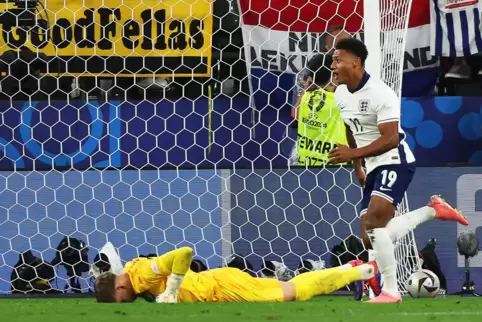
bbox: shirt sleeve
[375,93,400,125]
[123,257,163,294]
[153,247,193,276]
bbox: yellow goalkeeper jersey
[123,249,285,303]
[124,255,219,302]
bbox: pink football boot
[366,291,402,303]
[429,195,468,226]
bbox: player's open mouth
[333,72,339,80]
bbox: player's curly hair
[335,38,369,66]
[94,272,117,303]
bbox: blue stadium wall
[0,96,481,294]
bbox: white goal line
[392,311,482,317]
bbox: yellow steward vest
[297,88,348,166]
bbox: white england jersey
[334,74,415,175]
[430,0,482,57]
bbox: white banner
[244,24,438,76]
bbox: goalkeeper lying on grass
[95,247,376,303]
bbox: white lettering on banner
[244,24,438,75]
[287,33,325,53]
[456,174,482,267]
[395,25,439,71]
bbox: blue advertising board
[0,96,481,170]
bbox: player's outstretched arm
[154,247,193,303]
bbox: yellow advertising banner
[0,0,213,76]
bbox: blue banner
[0,101,121,169]
[0,99,257,170]
[402,96,482,164]
[0,97,481,169]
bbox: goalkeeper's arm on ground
[150,247,193,302]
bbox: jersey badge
[358,99,370,113]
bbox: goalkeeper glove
[156,291,178,304]
[156,273,183,304]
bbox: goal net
[378,0,423,293]
[240,0,421,294]
[0,0,420,296]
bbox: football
[406,269,440,298]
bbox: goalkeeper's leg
[283,263,376,301]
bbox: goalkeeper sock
[290,266,368,301]
[385,206,436,242]
[367,228,398,297]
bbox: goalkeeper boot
[365,260,382,297]
[429,195,468,226]
[348,260,365,301]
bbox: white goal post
[0,0,420,296]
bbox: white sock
[367,228,398,296]
[385,206,436,242]
[358,263,376,280]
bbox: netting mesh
[0,0,420,295]
[380,0,414,98]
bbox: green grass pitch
[3,296,482,322]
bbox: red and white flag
[238,0,439,99]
